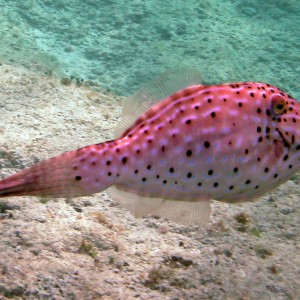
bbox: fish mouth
[276,128,293,148]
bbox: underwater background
[0,1,300,299]
[0,0,299,97]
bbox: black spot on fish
[186,149,192,157]
[204,141,210,148]
[75,176,81,181]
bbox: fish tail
[0,144,114,198]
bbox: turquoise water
[0,0,299,97]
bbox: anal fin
[108,186,211,226]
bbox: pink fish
[0,69,299,225]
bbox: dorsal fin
[114,68,202,138]
[108,186,211,226]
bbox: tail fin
[0,145,114,198]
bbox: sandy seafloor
[0,64,299,300]
[0,0,299,98]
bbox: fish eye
[271,95,286,115]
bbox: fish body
[0,69,299,225]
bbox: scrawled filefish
[0,69,299,225]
